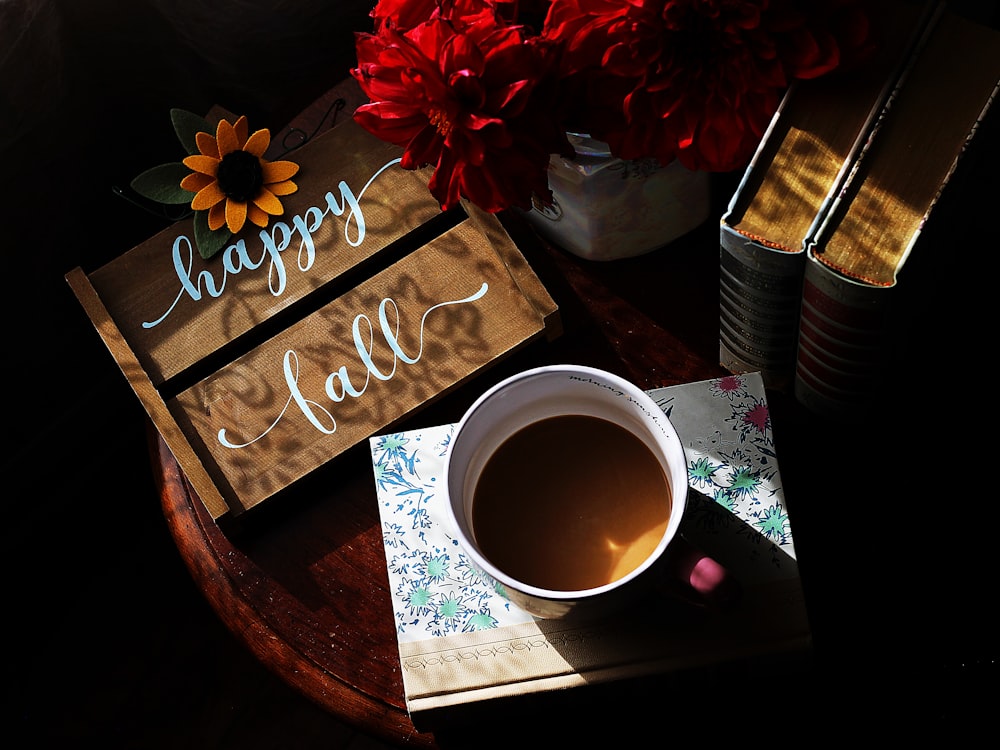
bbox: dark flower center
[217,150,263,202]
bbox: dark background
[5,0,997,747]
[6,1,395,747]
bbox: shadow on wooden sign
[67,118,560,519]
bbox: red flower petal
[353,5,568,211]
[542,0,870,172]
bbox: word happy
[142,158,400,329]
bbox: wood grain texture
[66,266,231,519]
[167,211,557,511]
[70,78,561,517]
[88,119,443,386]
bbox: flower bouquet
[350,0,874,230]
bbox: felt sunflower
[130,109,300,259]
[182,115,299,235]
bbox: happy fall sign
[68,119,559,518]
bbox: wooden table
[150,83,996,746]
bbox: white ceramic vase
[521,134,712,261]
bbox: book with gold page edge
[794,5,1000,420]
[718,0,941,390]
[369,371,807,725]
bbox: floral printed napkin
[370,371,797,643]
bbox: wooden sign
[67,119,560,519]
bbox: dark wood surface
[151,81,996,747]
[149,224,744,748]
[15,3,991,745]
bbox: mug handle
[657,535,742,611]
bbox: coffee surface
[471,414,672,591]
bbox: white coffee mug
[443,364,735,620]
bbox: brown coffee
[471,414,672,592]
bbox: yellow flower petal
[195,131,219,159]
[217,119,239,156]
[192,181,226,210]
[247,203,269,228]
[180,172,214,192]
[183,154,220,176]
[252,188,284,216]
[244,129,271,158]
[268,179,298,197]
[226,199,248,234]
[208,202,227,231]
[262,160,299,183]
[233,115,249,147]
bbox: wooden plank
[65,267,231,518]
[168,211,554,512]
[88,119,443,385]
[465,204,561,340]
[69,113,560,518]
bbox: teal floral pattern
[649,372,795,584]
[370,372,794,642]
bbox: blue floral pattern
[370,372,794,642]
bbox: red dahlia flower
[370,0,450,31]
[352,0,572,212]
[351,0,872,212]
[541,0,872,172]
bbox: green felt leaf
[194,210,231,260]
[130,163,194,204]
[171,108,211,155]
